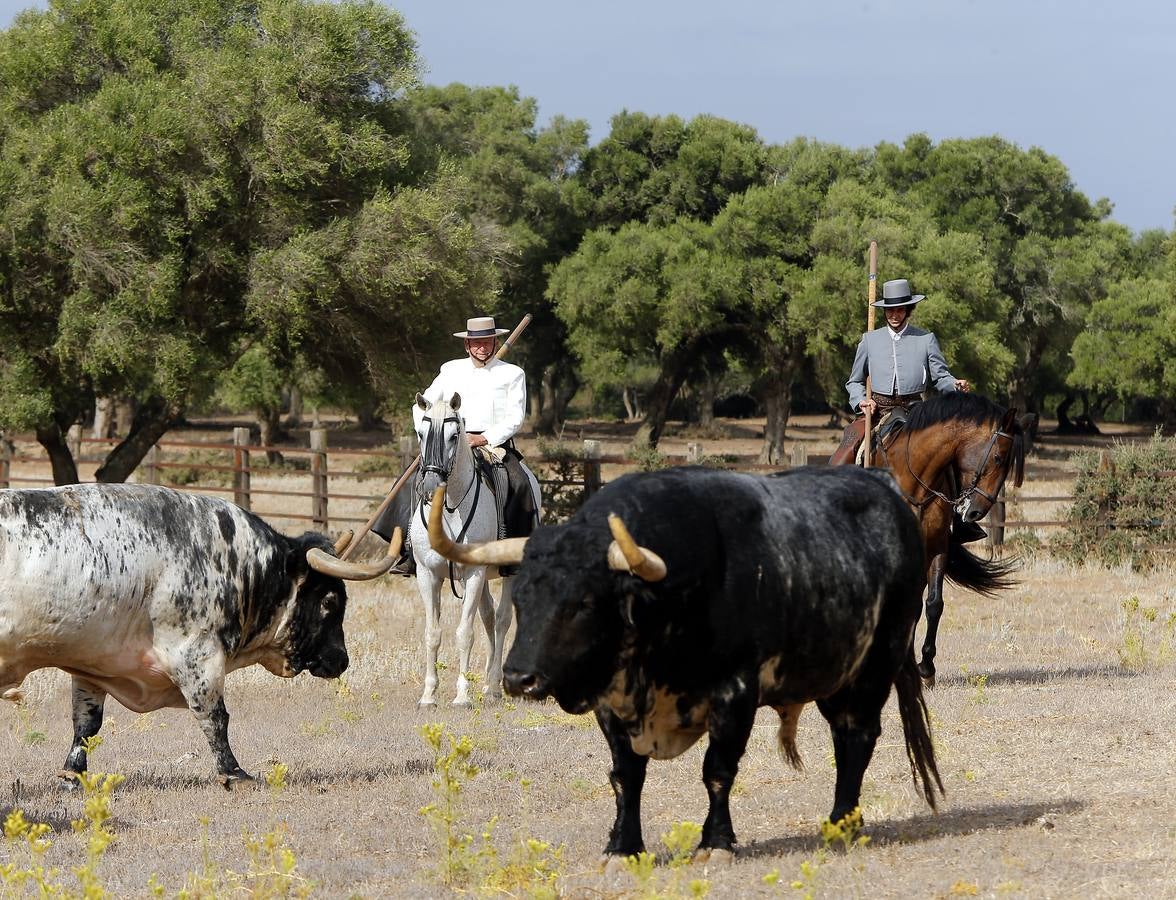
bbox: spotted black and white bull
[427,466,943,859]
[0,483,397,786]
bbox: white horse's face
[417,393,465,497]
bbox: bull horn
[333,530,354,555]
[426,484,528,565]
[306,527,402,581]
[607,514,666,582]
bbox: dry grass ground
[4,418,1174,897]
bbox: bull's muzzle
[503,667,550,700]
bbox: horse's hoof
[417,699,437,709]
[452,699,473,709]
[217,770,256,790]
[694,847,735,867]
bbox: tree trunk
[355,398,382,430]
[36,422,80,486]
[696,373,717,429]
[258,406,285,465]
[92,397,115,440]
[114,396,137,437]
[759,391,790,464]
[95,396,183,483]
[634,350,691,449]
[534,362,579,435]
[757,347,800,465]
[622,386,641,421]
[284,385,303,430]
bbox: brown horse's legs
[918,553,948,685]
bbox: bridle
[883,421,1016,516]
[417,411,487,597]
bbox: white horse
[409,392,540,707]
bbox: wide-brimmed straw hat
[453,316,509,339]
[872,278,925,308]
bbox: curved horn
[306,527,402,581]
[426,484,528,566]
[607,514,666,582]
[333,530,354,555]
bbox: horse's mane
[904,392,1026,486]
[905,392,1008,433]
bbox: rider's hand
[859,398,876,415]
[467,433,489,448]
[955,379,970,393]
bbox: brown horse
[832,393,1026,683]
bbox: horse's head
[955,406,1027,522]
[416,392,467,497]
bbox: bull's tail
[774,703,805,771]
[945,538,1019,597]
[894,652,943,809]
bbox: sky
[3,0,1174,234]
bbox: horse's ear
[450,392,461,412]
[416,392,429,411]
[1000,407,1018,431]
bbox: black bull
[501,466,943,857]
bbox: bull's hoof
[694,847,735,867]
[58,771,82,792]
[601,854,632,877]
[917,660,936,687]
[217,770,256,790]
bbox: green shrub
[1053,433,1176,569]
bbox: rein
[884,422,1014,518]
[417,413,488,599]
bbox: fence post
[143,444,160,485]
[233,426,252,511]
[790,443,808,468]
[0,438,10,489]
[582,440,602,500]
[311,427,328,531]
[686,442,704,464]
[987,484,1006,551]
[67,423,83,464]
[398,434,418,475]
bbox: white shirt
[888,323,909,393]
[413,357,527,447]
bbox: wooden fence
[0,426,1129,546]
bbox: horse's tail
[945,537,1019,596]
[894,650,943,809]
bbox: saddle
[830,409,909,467]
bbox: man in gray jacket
[831,278,969,465]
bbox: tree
[1069,276,1176,426]
[0,0,500,484]
[550,220,741,447]
[399,84,589,433]
[873,134,1109,412]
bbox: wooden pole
[339,313,534,559]
[310,427,328,531]
[232,426,252,511]
[862,241,878,466]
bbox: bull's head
[424,485,666,713]
[284,528,403,679]
[423,485,665,580]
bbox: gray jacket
[845,325,959,412]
